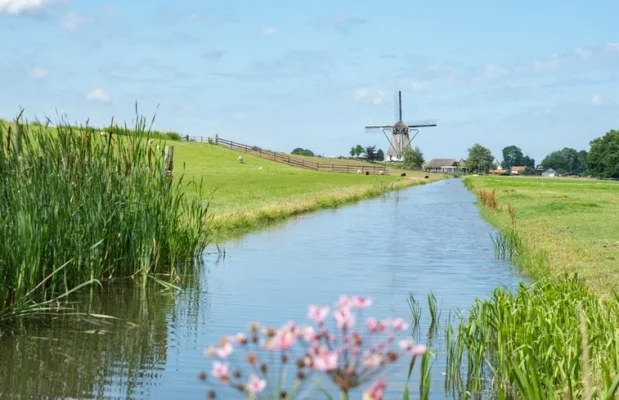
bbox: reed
[0,111,211,321]
[444,274,619,399]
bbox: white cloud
[353,87,387,105]
[261,26,276,36]
[590,94,604,107]
[0,0,53,15]
[61,11,92,32]
[605,42,619,53]
[29,67,48,80]
[86,88,110,103]
[574,47,593,59]
[481,64,509,80]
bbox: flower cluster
[198,295,428,399]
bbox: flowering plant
[198,295,429,399]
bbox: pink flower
[313,350,339,371]
[351,296,373,309]
[399,339,428,356]
[390,317,409,331]
[411,344,428,356]
[203,346,217,357]
[363,380,387,400]
[362,351,383,368]
[246,374,267,394]
[307,305,330,324]
[366,317,386,333]
[300,325,317,342]
[232,333,247,344]
[265,328,296,351]
[336,295,352,309]
[211,361,230,383]
[216,342,233,358]
[333,307,355,330]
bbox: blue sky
[1,0,619,163]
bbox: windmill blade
[405,119,438,128]
[393,91,400,121]
[365,125,393,129]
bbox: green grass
[172,141,443,239]
[463,175,619,294]
[0,114,210,322]
[444,274,619,399]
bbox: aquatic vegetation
[198,295,430,399]
[444,274,619,399]
[0,111,211,321]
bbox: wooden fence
[186,135,388,174]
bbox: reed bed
[444,274,619,399]
[0,113,210,321]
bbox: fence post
[164,146,174,178]
[259,148,262,156]
[288,155,290,163]
[332,163,334,171]
[245,144,248,152]
[316,162,319,170]
[215,135,219,144]
[273,152,276,160]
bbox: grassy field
[173,141,443,239]
[464,175,619,293]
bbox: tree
[541,147,587,175]
[349,147,356,157]
[501,145,524,170]
[354,144,364,158]
[522,155,535,168]
[291,147,314,157]
[403,146,424,169]
[364,145,377,161]
[587,130,619,179]
[376,149,385,162]
[466,144,494,174]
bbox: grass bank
[463,175,619,293]
[0,115,210,322]
[173,142,444,240]
[446,175,619,398]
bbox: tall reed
[445,274,619,399]
[0,111,211,319]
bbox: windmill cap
[392,120,409,133]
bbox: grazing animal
[357,169,362,174]
[425,175,429,179]
[379,170,385,175]
[238,156,244,164]
[365,171,369,175]
[400,172,407,177]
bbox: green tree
[501,145,524,170]
[403,146,424,169]
[364,145,377,161]
[541,147,587,175]
[522,155,535,168]
[586,130,619,179]
[354,144,364,158]
[349,147,356,157]
[291,147,314,157]
[375,149,385,162]
[466,144,494,174]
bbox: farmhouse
[510,166,526,175]
[425,158,466,174]
[489,166,505,175]
[541,168,557,177]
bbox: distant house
[489,165,505,175]
[541,168,556,177]
[511,166,526,175]
[425,158,465,173]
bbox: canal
[0,178,523,399]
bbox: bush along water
[0,111,211,322]
[198,295,431,400]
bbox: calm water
[0,179,524,399]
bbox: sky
[1,0,619,164]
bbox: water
[0,179,524,399]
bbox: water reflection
[0,179,524,399]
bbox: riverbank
[173,142,445,240]
[463,175,619,294]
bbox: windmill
[364,90,437,162]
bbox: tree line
[465,129,619,179]
[349,144,385,162]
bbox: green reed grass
[0,111,211,321]
[443,274,619,399]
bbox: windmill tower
[365,91,437,162]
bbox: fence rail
[186,135,388,174]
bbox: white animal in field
[379,170,385,175]
[238,156,244,163]
[357,169,362,174]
